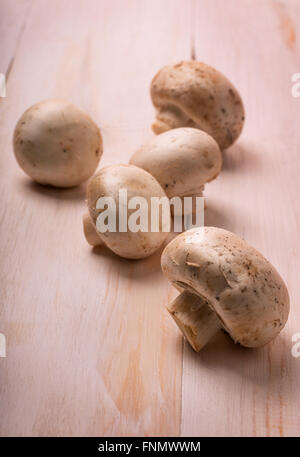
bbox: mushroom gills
[167,290,221,352]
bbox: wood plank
[0,0,32,77]
[180,0,300,437]
[0,0,192,436]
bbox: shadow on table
[91,241,165,278]
[181,329,293,391]
[17,176,86,201]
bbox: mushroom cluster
[13,61,290,352]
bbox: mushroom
[86,164,169,259]
[130,127,222,214]
[161,227,290,351]
[151,61,245,150]
[13,99,102,187]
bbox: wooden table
[0,0,299,437]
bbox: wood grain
[0,0,300,437]
[180,0,300,437]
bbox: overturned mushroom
[86,164,169,259]
[130,128,222,214]
[161,227,289,351]
[13,99,102,187]
[151,61,245,150]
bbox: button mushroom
[161,227,290,351]
[130,127,222,214]
[13,99,103,187]
[151,61,245,150]
[86,164,169,259]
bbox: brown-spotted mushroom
[130,127,222,214]
[86,164,169,259]
[151,61,245,150]
[161,227,289,351]
[13,99,102,187]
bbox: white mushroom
[151,61,245,150]
[130,128,222,214]
[13,99,102,187]
[86,164,169,259]
[161,227,290,351]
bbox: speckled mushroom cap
[130,128,222,198]
[161,227,290,347]
[151,61,245,150]
[13,99,102,187]
[87,164,169,259]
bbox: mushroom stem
[152,106,196,134]
[83,213,103,247]
[152,119,171,135]
[167,290,221,352]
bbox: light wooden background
[0,0,300,437]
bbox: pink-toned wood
[180,0,300,437]
[0,0,190,437]
[0,0,300,437]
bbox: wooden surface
[0,0,299,437]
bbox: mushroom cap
[87,164,169,259]
[151,61,245,150]
[13,99,102,187]
[130,128,222,198]
[161,227,290,347]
